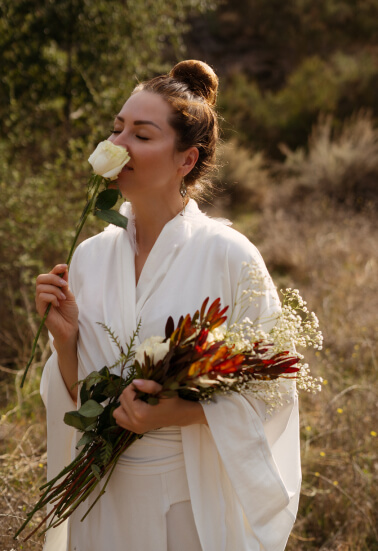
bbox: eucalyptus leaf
[98,366,111,378]
[95,209,128,229]
[84,371,103,390]
[103,380,121,397]
[79,400,104,418]
[76,432,95,449]
[64,411,97,431]
[84,421,98,432]
[95,189,119,210]
[80,383,90,404]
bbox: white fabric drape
[40,200,301,551]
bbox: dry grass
[246,198,378,550]
[1,395,46,551]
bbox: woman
[37,60,301,551]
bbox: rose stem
[20,174,104,387]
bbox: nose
[108,131,130,155]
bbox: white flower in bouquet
[88,140,130,180]
[135,336,170,365]
[207,325,227,344]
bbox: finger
[36,273,68,288]
[37,292,62,309]
[133,379,163,395]
[52,265,69,284]
[119,385,137,411]
[112,405,130,427]
[37,284,67,301]
[51,264,68,276]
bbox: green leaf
[95,209,128,229]
[64,411,97,431]
[76,432,95,448]
[103,380,121,398]
[147,396,159,406]
[91,464,102,481]
[84,371,103,390]
[84,421,98,432]
[100,441,113,466]
[80,383,90,404]
[95,189,120,210]
[78,399,104,418]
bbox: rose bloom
[135,336,170,365]
[88,140,130,180]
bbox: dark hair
[133,60,219,198]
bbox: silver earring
[179,179,187,215]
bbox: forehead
[117,91,173,128]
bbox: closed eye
[136,135,149,141]
[110,129,122,134]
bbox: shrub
[219,52,378,155]
[279,111,378,207]
[212,139,271,212]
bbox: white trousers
[69,428,203,551]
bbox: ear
[179,147,199,178]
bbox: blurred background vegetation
[1,0,377,549]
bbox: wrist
[53,332,78,353]
[176,399,208,427]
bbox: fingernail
[133,379,143,386]
[60,280,68,286]
[59,292,66,300]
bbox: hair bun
[170,60,218,106]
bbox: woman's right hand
[36,263,79,345]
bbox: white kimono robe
[40,200,301,551]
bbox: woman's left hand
[112,379,207,434]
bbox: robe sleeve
[182,237,301,551]
[39,250,82,551]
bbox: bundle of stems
[16,429,139,540]
[15,297,306,541]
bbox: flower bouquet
[15,282,322,541]
[21,141,130,387]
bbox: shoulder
[186,203,266,269]
[68,226,127,289]
[74,225,124,258]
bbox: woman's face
[108,90,195,201]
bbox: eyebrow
[115,115,162,131]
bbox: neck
[131,193,185,254]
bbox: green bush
[0,141,109,368]
[219,52,378,155]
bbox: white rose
[88,140,130,180]
[207,325,227,344]
[135,336,170,365]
